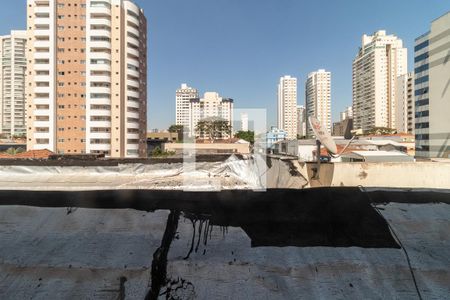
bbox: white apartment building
[352,30,407,132]
[277,75,297,139]
[396,72,414,134]
[176,83,199,134]
[240,112,249,132]
[297,105,306,138]
[340,106,353,121]
[189,92,234,138]
[0,31,27,137]
[26,0,147,158]
[305,69,331,137]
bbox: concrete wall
[163,143,250,154]
[301,161,450,189]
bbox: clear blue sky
[2,1,449,130]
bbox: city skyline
[0,1,448,130]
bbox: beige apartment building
[189,92,234,139]
[175,83,199,136]
[0,31,27,137]
[305,69,331,137]
[26,0,147,157]
[277,75,298,140]
[352,30,407,132]
[395,72,414,134]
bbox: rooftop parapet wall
[304,161,450,190]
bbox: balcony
[33,121,51,128]
[90,5,111,16]
[34,40,51,49]
[89,40,111,50]
[89,132,111,139]
[90,18,111,27]
[127,35,139,48]
[90,109,111,117]
[126,90,139,99]
[90,63,111,72]
[90,51,111,61]
[90,29,111,39]
[89,143,111,151]
[34,86,51,94]
[34,6,50,14]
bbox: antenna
[308,117,356,180]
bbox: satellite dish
[308,116,338,155]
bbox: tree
[168,125,184,133]
[5,147,25,155]
[235,131,255,144]
[168,125,185,142]
[364,127,397,136]
[151,146,175,157]
[195,117,232,142]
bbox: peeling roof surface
[0,189,449,299]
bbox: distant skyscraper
[305,69,331,137]
[340,106,353,122]
[396,72,414,134]
[277,75,298,139]
[352,30,407,132]
[240,112,249,132]
[0,31,27,137]
[190,92,234,138]
[26,0,148,157]
[176,83,199,135]
[414,12,450,158]
[296,105,306,138]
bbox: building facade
[352,30,407,132]
[240,112,249,132]
[189,92,233,138]
[0,31,27,137]
[176,83,198,135]
[26,0,147,158]
[277,75,297,140]
[396,72,415,134]
[305,69,331,137]
[414,12,450,158]
[340,106,353,122]
[296,105,306,138]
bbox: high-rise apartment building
[305,69,331,137]
[340,106,353,122]
[333,106,354,137]
[26,0,147,158]
[0,31,27,137]
[176,83,199,135]
[396,72,415,134]
[352,30,407,132]
[414,12,450,158]
[277,75,297,139]
[189,92,234,138]
[240,112,249,132]
[296,105,306,138]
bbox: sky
[1,1,449,130]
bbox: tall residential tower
[0,31,27,137]
[176,83,199,136]
[26,0,147,157]
[352,30,407,132]
[305,69,331,137]
[414,12,450,158]
[277,75,297,139]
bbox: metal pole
[314,140,321,179]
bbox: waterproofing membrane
[0,188,449,299]
[0,155,308,191]
[0,188,399,249]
